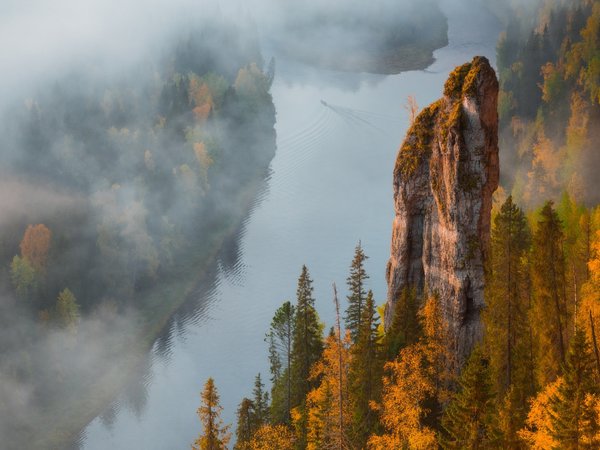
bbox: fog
[0,0,511,448]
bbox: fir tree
[441,348,498,450]
[193,378,231,450]
[532,201,570,385]
[345,242,369,342]
[349,290,383,447]
[549,329,600,448]
[290,265,323,449]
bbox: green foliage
[549,330,600,448]
[531,201,570,385]
[290,265,323,448]
[344,242,370,342]
[444,62,473,98]
[441,348,499,449]
[56,288,80,332]
[10,255,37,301]
[234,398,255,450]
[266,301,295,424]
[349,291,383,447]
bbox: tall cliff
[385,56,499,360]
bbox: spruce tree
[345,242,369,342]
[349,290,383,447]
[549,329,600,448]
[193,378,231,450]
[266,301,295,424]
[484,196,533,445]
[532,201,569,385]
[441,348,498,449]
[290,265,323,449]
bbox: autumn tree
[19,224,51,272]
[345,242,369,342]
[290,265,323,448]
[349,290,383,447]
[56,288,80,332]
[440,348,499,449]
[193,378,231,450]
[531,201,570,385]
[248,424,295,450]
[368,344,437,450]
[303,330,353,450]
[266,301,295,423]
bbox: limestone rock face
[385,56,499,360]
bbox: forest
[192,1,600,449]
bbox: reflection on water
[80,1,501,448]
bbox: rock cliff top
[385,56,499,360]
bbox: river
[80,1,501,448]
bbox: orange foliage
[189,78,213,121]
[368,344,437,450]
[20,224,51,272]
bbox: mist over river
[80,1,501,448]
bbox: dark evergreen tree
[252,373,269,428]
[234,398,255,450]
[349,290,383,448]
[345,242,369,342]
[441,348,498,449]
[266,301,295,424]
[532,201,569,385]
[290,265,323,449]
[549,330,600,448]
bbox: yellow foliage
[305,331,353,450]
[368,344,437,450]
[248,425,295,450]
[519,378,562,449]
[194,142,213,170]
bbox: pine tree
[441,348,498,449]
[349,291,383,447]
[532,201,570,385]
[266,301,295,424]
[290,265,323,449]
[384,287,421,359]
[345,242,369,342]
[550,329,600,448]
[193,378,231,450]
[235,398,255,450]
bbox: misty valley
[2,1,600,449]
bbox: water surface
[81,2,501,448]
